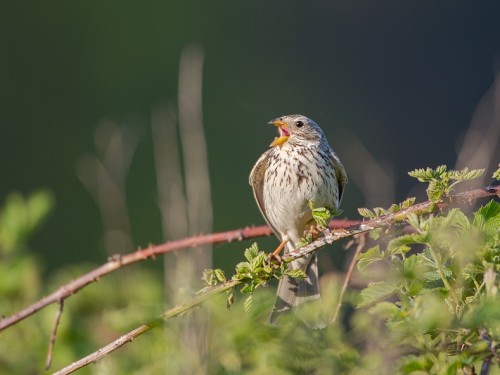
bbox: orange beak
[269,120,290,147]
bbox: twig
[52,323,154,375]
[45,300,64,370]
[0,219,359,332]
[52,280,240,375]
[330,233,367,324]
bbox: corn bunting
[249,114,347,327]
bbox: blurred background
[1,1,500,373]
[1,0,500,270]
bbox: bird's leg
[268,239,288,263]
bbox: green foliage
[203,242,306,311]
[308,200,342,227]
[408,165,484,201]
[1,168,499,374]
[358,197,416,219]
[298,201,342,245]
[0,191,165,375]
[203,281,358,375]
[357,200,500,373]
[0,190,54,254]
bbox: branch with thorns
[0,219,360,334]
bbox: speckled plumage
[249,114,347,327]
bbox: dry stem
[45,300,64,370]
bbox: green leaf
[299,233,313,246]
[202,269,218,286]
[312,207,331,227]
[493,164,500,180]
[226,291,234,309]
[400,197,416,209]
[368,301,400,319]
[243,295,253,311]
[240,284,254,294]
[285,268,307,279]
[234,262,251,279]
[400,355,431,372]
[474,200,500,223]
[358,207,374,218]
[387,234,424,256]
[244,243,259,262]
[448,167,484,182]
[214,269,226,283]
[422,271,442,281]
[410,166,485,201]
[357,245,382,271]
[308,200,340,226]
[369,228,382,240]
[358,281,398,308]
[373,207,389,217]
[408,165,447,182]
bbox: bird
[249,114,347,327]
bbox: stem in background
[44,300,64,370]
[330,233,366,324]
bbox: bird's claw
[268,252,282,264]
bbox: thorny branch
[0,220,359,332]
[288,184,499,262]
[52,183,499,374]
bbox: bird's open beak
[269,120,290,147]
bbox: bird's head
[268,114,324,147]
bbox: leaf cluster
[202,243,306,312]
[408,165,484,201]
[308,200,342,228]
[358,197,416,219]
[357,200,500,372]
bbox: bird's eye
[295,120,304,127]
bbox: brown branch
[45,300,64,370]
[53,323,153,375]
[0,219,360,332]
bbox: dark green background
[1,1,499,272]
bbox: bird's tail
[269,253,326,328]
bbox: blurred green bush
[0,167,499,374]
